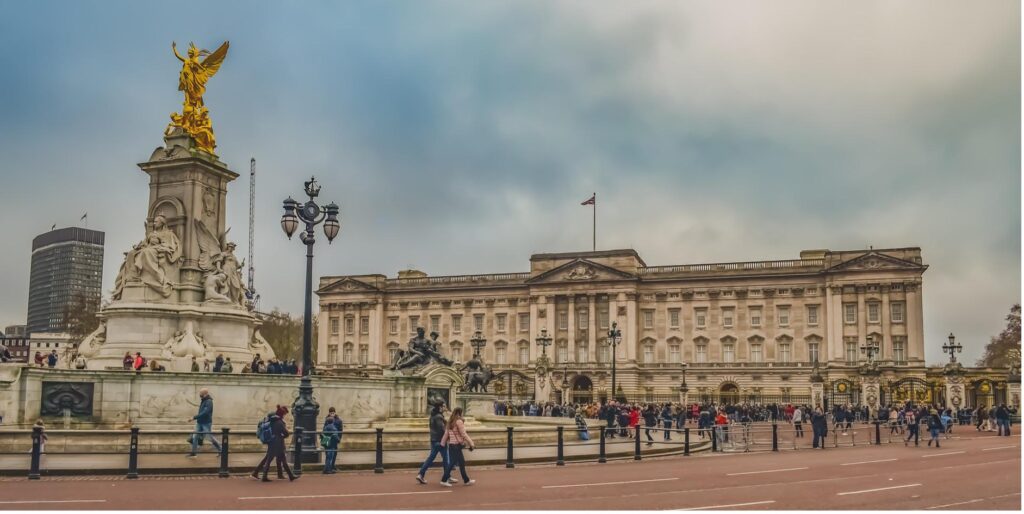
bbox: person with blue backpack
[321,409,342,474]
[251,405,297,482]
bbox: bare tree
[978,304,1021,368]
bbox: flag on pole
[581,194,595,206]
[80,213,87,221]
[50,223,56,231]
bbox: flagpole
[592,192,596,252]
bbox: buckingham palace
[316,247,1015,409]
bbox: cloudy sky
[0,1,1018,364]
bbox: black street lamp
[470,330,487,359]
[561,366,570,403]
[535,328,553,357]
[606,321,622,403]
[280,176,340,462]
[861,334,880,363]
[942,333,963,364]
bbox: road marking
[544,477,678,489]
[840,458,897,466]
[0,500,107,505]
[238,491,452,500]
[922,451,965,458]
[675,500,776,510]
[981,445,1017,451]
[926,499,983,509]
[726,467,808,476]
[837,483,921,496]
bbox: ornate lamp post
[942,333,962,364]
[536,328,553,357]
[470,330,487,359]
[679,364,689,405]
[280,176,340,462]
[861,335,880,363]
[561,366,570,404]
[606,321,622,403]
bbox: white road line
[840,458,898,466]
[675,500,776,510]
[981,445,1017,451]
[926,499,983,509]
[238,491,452,500]
[922,451,965,458]
[837,483,922,496]
[544,477,679,489]
[726,467,808,476]
[0,500,107,505]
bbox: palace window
[518,343,529,364]
[695,308,707,329]
[722,308,734,328]
[556,342,568,364]
[388,317,398,335]
[806,305,819,325]
[358,345,369,365]
[723,343,735,363]
[330,318,339,335]
[845,341,858,363]
[598,344,610,363]
[328,344,338,364]
[599,309,609,329]
[642,310,654,329]
[578,309,588,330]
[474,314,484,332]
[750,343,762,363]
[388,343,400,365]
[345,316,354,335]
[360,316,369,334]
[450,343,463,363]
[777,306,790,327]
[342,343,353,364]
[497,313,507,333]
[749,308,762,327]
[669,344,680,363]
[409,315,420,332]
[778,343,791,363]
[519,313,529,332]
[669,308,680,329]
[867,303,880,323]
[577,342,588,363]
[495,343,507,365]
[642,344,654,364]
[891,302,905,323]
[892,337,906,364]
[558,311,568,331]
[430,315,440,334]
[696,343,707,363]
[844,304,857,324]
[452,314,462,334]
[808,342,820,363]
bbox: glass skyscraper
[26,227,104,335]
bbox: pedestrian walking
[811,407,827,449]
[187,388,222,457]
[642,405,657,446]
[440,407,475,487]
[904,409,919,446]
[416,403,452,484]
[996,404,1011,436]
[252,405,297,481]
[661,404,674,441]
[793,406,804,438]
[926,410,942,448]
[321,413,341,474]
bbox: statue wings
[194,218,229,272]
[200,41,229,78]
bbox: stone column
[906,282,925,364]
[370,301,384,365]
[316,304,330,365]
[588,294,597,364]
[567,295,576,363]
[529,296,539,361]
[625,293,638,362]
[880,285,891,360]
[856,286,867,361]
[826,285,843,362]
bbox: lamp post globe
[280,176,339,463]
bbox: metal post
[772,423,778,452]
[126,427,139,479]
[634,425,641,460]
[218,428,230,478]
[374,428,384,474]
[684,427,690,456]
[711,426,718,452]
[598,426,607,463]
[28,426,41,480]
[556,426,565,466]
[292,427,304,476]
[874,421,881,445]
[505,427,515,468]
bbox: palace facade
[317,248,1015,409]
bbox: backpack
[139,357,147,368]
[257,416,274,444]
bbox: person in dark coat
[642,405,658,446]
[416,403,451,484]
[252,405,296,481]
[811,407,828,449]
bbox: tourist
[149,359,166,372]
[926,409,943,447]
[811,407,827,449]
[132,352,145,371]
[904,408,919,446]
[715,409,729,448]
[122,352,133,370]
[251,353,261,373]
[440,407,475,487]
[661,403,674,440]
[33,352,43,367]
[47,350,58,368]
[213,354,224,373]
[321,413,341,474]
[73,353,87,370]
[203,359,211,372]
[642,404,657,446]
[792,405,804,438]
[188,388,222,457]
[416,402,451,484]
[221,357,233,373]
[996,404,1011,436]
[190,357,200,372]
[252,405,296,481]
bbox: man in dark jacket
[811,407,828,449]
[188,388,222,456]
[416,403,453,484]
[642,405,658,446]
[252,405,296,481]
[604,402,617,438]
[996,404,1011,436]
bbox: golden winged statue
[168,41,229,154]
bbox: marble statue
[117,215,181,298]
[249,329,276,359]
[77,320,107,358]
[194,218,247,307]
[169,41,228,153]
[160,320,208,359]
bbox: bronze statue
[391,327,453,370]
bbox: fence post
[28,426,42,480]
[505,427,515,468]
[634,425,642,460]
[374,428,384,474]
[556,426,565,466]
[126,427,139,479]
[598,426,607,463]
[772,423,778,452]
[292,427,304,476]
[874,421,881,445]
[218,428,230,478]
[684,427,690,456]
[711,426,718,452]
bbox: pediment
[526,258,637,284]
[828,252,925,272]
[317,277,379,294]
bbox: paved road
[0,432,1017,510]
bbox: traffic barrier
[634,425,642,460]
[126,427,139,479]
[28,426,41,480]
[506,427,515,468]
[218,428,230,478]
[556,426,565,466]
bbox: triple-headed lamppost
[280,177,340,460]
[943,333,963,363]
[861,334,880,363]
[606,321,622,402]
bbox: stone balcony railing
[384,272,532,289]
[640,258,824,275]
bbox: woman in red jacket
[629,405,641,434]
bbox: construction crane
[246,157,260,311]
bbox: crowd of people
[243,354,300,375]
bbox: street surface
[0,431,1017,510]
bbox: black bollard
[28,426,42,480]
[127,427,139,479]
[772,423,778,452]
[598,426,607,463]
[634,425,641,460]
[506,427,515,469]
[374,428,384,474]
[684,427,690,456]
[293,427,304,476]
[218,428,230,478]
[711,426,718,452]
[874,421,881,445]
[556,426,565,466]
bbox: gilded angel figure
[170,41,229,153]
